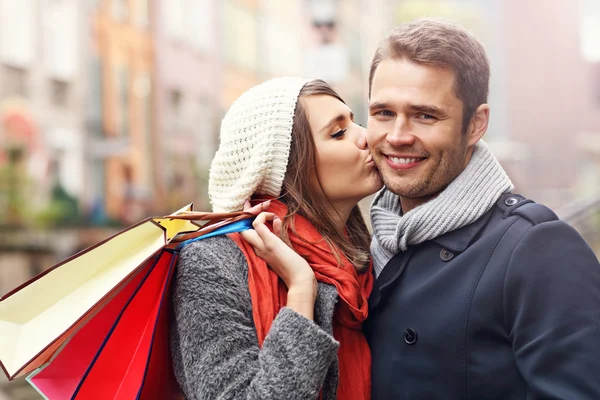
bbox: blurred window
[134,0,150,28]
[579,0,600,106]
[1,65,28,97]
[169,90,184,134]
[0,0,36,67]
[86,56,104,137]
[41,0,78,80]
[348,27,362,70]
[261,0,304,76]
[90,158,106,219]
[164,0,213,52]
[224,0,258,70]
[140,75,153,194]
[165,0,185,40]
[596,64,600,106]
[580,0,600,62]
[50,79,70,107]
[196,100,215,168]
[88,0,101,10]
[187,0,213,52]
[116,65,130,137]
[112,0,129,22]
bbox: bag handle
[168,212,254,244]
[164,210,250,221]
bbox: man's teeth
[389,156,421,164]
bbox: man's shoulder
[486,193,592,256]
[463,192,564,251]
[491,192,558,226]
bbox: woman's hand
[241,210,317,320]
[243,199,272,216]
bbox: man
[364,18,600,399]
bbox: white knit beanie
[209,77,311,212]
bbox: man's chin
[382,180,428,199]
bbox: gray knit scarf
[370,140,514,277]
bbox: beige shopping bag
[0,204,204,380]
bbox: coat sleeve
[169,235,339,400]
[504,220,600,399]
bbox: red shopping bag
[26,255,159,399]
[73,250,179,399]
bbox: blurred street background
[0,0,599,398]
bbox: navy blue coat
[365,193,600,399]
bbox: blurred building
[500,0,596,208]
[152,0,220,212]
[306,0,366,123]
[576,0,600,198]
[86,0,154,225]
[0,0,85,226]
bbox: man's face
[367,58,478,204]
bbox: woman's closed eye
[330,129,347,139]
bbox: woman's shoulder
[176,234,249,281]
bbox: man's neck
[399,194,439,214]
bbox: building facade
[152,0,221,212]
[86,0,154,224]
[0,0,86,226]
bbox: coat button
[404,328,418,345]
[440,248,454,262]
[505,196,518,206]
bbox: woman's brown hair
[276,79,371,271]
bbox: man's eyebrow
[321,111,354,133]
[369,101,448,118]
[410,104,448,117]
[368,102,389,112]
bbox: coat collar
[431,208,494,253]
[368,208,495,314]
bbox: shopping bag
[0,204,252,380]
[24,255,157,399]
[26,217,254,400]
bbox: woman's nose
[356,124,368,150]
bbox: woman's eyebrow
[320,111,354,133]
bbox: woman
[170,77,382,399]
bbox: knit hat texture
[209,77,310,212]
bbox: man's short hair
[369,18,490,131]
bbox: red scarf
[228,200,373,400]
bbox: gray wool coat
[170,235,342,400]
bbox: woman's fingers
[240,229,263,249]
[252,213,282,246]
[241,211,280,251]
[243,200,271,215]
[252,211,276,226]
[273,216,282,237]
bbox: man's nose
[387,117,415,147]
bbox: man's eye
[417,113,436,120]
[330,129,347,139]
[374,110,394,117]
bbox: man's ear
[466,104,490,146]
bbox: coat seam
[500,219,534,340]
[462,216,519,400]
